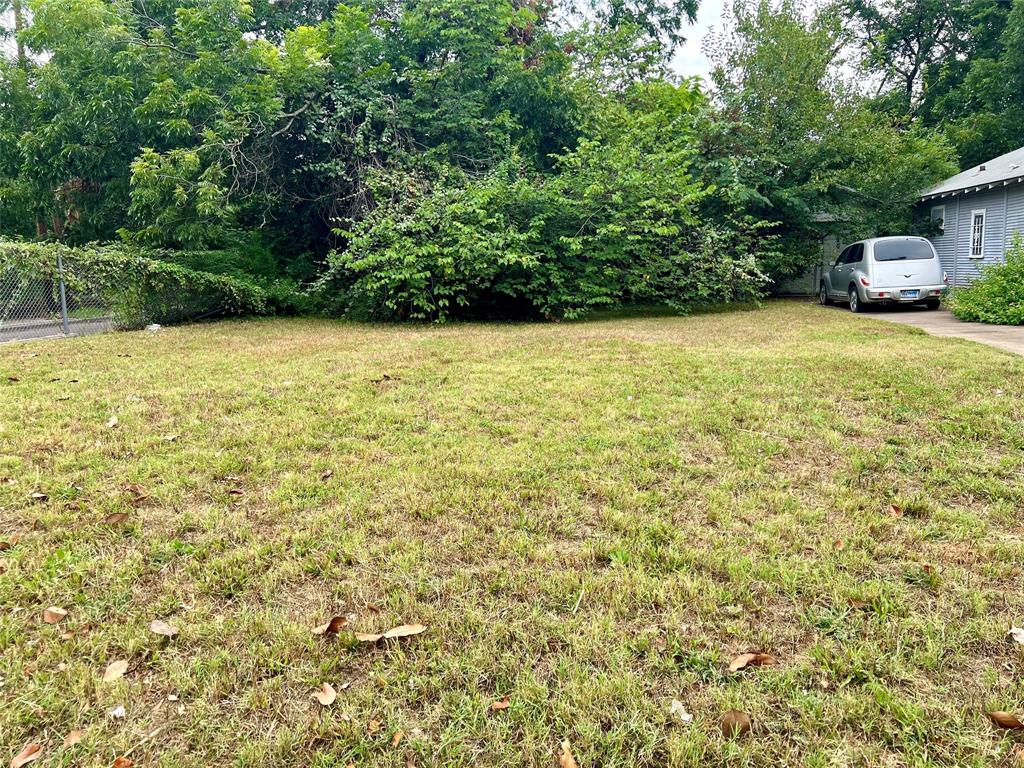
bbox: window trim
[930,205,945,233]
[970,209,986,259]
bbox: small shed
[918,146,1024,287]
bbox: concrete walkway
[822,303,1024,355]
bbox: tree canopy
[0,0,978,319]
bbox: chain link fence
[0,252,113,343]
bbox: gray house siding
[920,182,1024,288]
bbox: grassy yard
[1,301,1023,767]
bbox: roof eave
[919,175,1024,202]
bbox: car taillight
[943,271,950,284]
[859,276,871,287]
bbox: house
[919,146,1024,287]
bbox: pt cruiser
[820,236,950,313]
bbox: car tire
[924,299,941,311]
[819,282,830,306]
[849,287,864,313]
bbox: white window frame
[930,205,945,233]
[970,209,986,259]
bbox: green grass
[1,300,1023,767]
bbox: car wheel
[849,287,864,313]
[924,299,941,311]
[819,282,830,306]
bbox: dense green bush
[320,83,772,321]
[0,240,271,327]
[947,237,1024,325]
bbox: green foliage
[705,0,957,283]
[0,239,270,326]
[947,237,1024,325]
[322,81,769,321]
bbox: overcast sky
[671,0,728,82]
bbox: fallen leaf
[669,698,693,725]
[989,711,1024,730]
[149,619,178,638]
[107,415,119,429]
[30,492,47,503]
[720,709,752,738]
[228,488,244,496]
[9,743,42,767]
[0,535,19,551]
[833,539,845,551]
[922,563,934,575]
[63,729,85,747]
[108,705,126,719]
[558,740,578,768]
[1010,627,1024,645]
[101,513,130,525]
[729,652,778,672]
[358,623,427,642]
[889,503,903,518]
[102,659,129,683]
[490,696,511,711]
[320,469,334,481]
[43,606,68,624]
[313,683,336,706]
[367,719,381,735]
[391,730,404,747]
[112,758,133,768]
[312,615,350,636]
[384,623,426,639]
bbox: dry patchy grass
[1,300,1023,767]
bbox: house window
[970,210,986,258]
[930,205,945,232]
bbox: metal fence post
[56,251,70,335]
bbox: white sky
[671,0,727,82]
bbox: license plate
[900,289,920,299]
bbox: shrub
[319,94,772,322]
[0,240,270,328]
[947,236,1024,325]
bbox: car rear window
[873,240,934,261]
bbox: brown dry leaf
[320,469,334,481]
[889,503,903,518]
[833,539,845,551]
[720,710,752,738]
[112,758,133,768]
[384,623,426,639]
[922,563,934,575]
[490,696,511,712]
[391,730,404,747]
[0,535,19,551]
[149,619,178,638]
[729,652,778,672]
[101,512,130,525]
[9,743,42,768]
[313,683,337,706]
[43,606,68,624]
[63,730,85,747]
[367,719,381,735]
[312,615,350,636]
[557,740,578,768]
[228,488,244,496]
[357,624,427,643]
[989,711,1024,730]
[102,659,129,683]
[107,415,119,429]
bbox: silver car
[820,236,949,313]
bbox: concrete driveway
[819,301,1024,355]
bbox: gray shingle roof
[920,146,1024,200]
